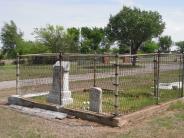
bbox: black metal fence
[16,53,184,115]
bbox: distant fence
[16,52,184,116]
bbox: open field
[0,54,179,82]
[0,63,139,81]
[1,88,184,138]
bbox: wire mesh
[19,54,58,96]
[63,54,94,111]
[94,55,116,113]
[118,54,156,114]
[159,53,182,102]
[17,53,184,115]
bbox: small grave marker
[89,87,102,113]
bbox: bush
[141,40,159,53]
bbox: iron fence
[16,52,184,116]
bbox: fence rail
[16,52,184,115]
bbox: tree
[0,20,23,58]
[106,6,165,65]
[176,41,184,53]
[16,40,49,55]
[81,27,105,53]
[141,40,159,53]
[33,24,66,53]
[159,35,172,53]
[65,27,80,53]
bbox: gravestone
[121,55,131,64]
[102,56,110,64]
[171,82,182,89]
[48,61,73,105]
[159,83,173,90]
[159,82,182,90]
[89,87,102,113]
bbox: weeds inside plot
[29,69,181,114]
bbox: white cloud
[159,8,184,42]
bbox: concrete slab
[9,105,67,120]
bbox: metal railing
[16,52,184,116]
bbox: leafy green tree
[81,27,105,53]
[159,35,172,53]
[33,24,66,53]
[99,36,112,53]
[0,20,23,58]
[175,41,184,53]
[16,40,49,55]
[106,6,165,65]
[111,47,119,54]
[65,27,80,53]
[141,40,159,53]
[119,43,130,54]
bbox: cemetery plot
[16,53,183,116]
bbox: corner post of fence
[16,53,20,95]
[179,54,182,97]
[156,50,160,104]
[153,52,157,97]
[182,52,184,97]
[114,53,119,116]
[93,51,97,87]
[59,52,62,105]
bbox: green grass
[0,62,142,81]
[0,64,16,81]
[169,101,184,111]
[31,89,180,114]
[29,69,181,114]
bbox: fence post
[156,51,160,104]
[179,54,182,97]
[153,53,157,97]
[16,53,20,95]
[182,53,184,97]
[114,53,119,116]
[93,52,97,87]
[59,52,62,105]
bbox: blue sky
[0,0,184,45]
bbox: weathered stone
[159,82,182,90]
[121,56,131,63]
[48,61,73,105]
[89,87,102,113]
[171,82,182,89]
[9,105,67,120]
[159,83,173,90]
[102,56,110,64]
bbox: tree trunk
[131,48,137,66]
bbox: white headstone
[89,87,102,113]
[159,82,182,90]
[48,61,73,105]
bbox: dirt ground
[1,88,184,138]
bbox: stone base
[47,91,73,105]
